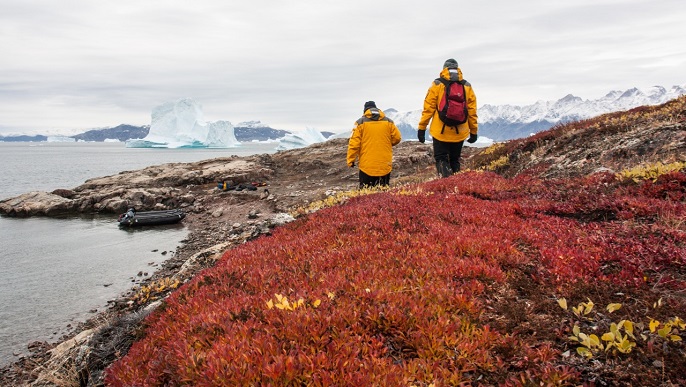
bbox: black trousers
[433,137,465,177]
[359,170,390,188]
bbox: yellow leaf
[578,332,591,347]
[266,299,274,309]
[617,339,635,353]
[601,332,615,341]
[589,334,600,347]
[327,292,335,300]
[610,323,619,336]
[558,298,568,310]
[584,299,595,315]
[275,294,284,303]
[649,319,660,333]
[658,326,670,338]
[606,303,622,313]
[573,306,582,317]
[670,335,682,342]
[624,320,634,337]
[313,299,321,308]
[576,347,593,358]
[573,325,580,336]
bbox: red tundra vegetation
[106,165,686,385]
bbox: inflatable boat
[118,208,186,227]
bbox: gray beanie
[443,58,458,69]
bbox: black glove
[467,133,478,143]
[349,161,355,168]
[417,130,426,143]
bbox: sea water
[0,141,278,366]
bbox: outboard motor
[121,208,136,222]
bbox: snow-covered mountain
[4,85,683,144]
[385,84,686,142]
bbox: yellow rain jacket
[418,67,478,143]
[347,108,402,177]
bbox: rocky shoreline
[0,138,442,386]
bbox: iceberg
[276,127,327,150]
[47,136,76,143]
[126,98,238,148]
[469,135,495,148]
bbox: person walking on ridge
[347,101,402,188]
[417,58,478,177]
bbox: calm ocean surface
[0,141,278,366]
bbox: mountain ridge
[1,84,683,143]
[465,95,686,179]
[385,83,686,141]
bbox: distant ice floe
[470,136,494,148]
[276,127,327,150]
[126,98,238,148]
[46,136,76,143]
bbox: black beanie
[363,101,377,112]
[443,58,458,69]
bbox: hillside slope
[2,98,684,386]
[466,96,686,178]
[105,100,685,385]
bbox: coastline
[0,139,439,386]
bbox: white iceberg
[276,127,327,150]
[126,98,238,148]
[47,136,76,142]
[468,135,495,148]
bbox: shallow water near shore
[0,215,187,365]
[0,141,279,367]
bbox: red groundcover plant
[106,171,686,386]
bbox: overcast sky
[1,0,684,135]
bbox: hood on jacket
[363,107,385,121]
[439,67,464,83]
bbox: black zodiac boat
[118,208,186,227]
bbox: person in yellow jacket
[347,101,402,188]
[418,58,478,177]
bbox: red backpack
[436,78,468,132]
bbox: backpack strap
[436,77,467,87]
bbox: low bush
[106,170,686,386]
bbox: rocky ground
[0,138,459,386]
